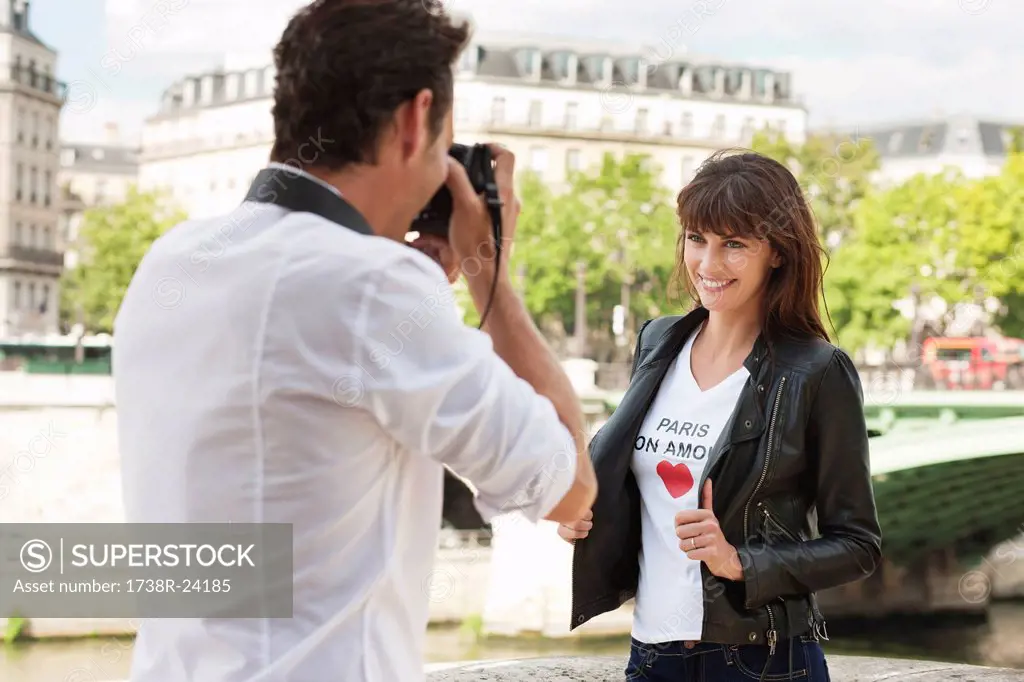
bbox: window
[29,224,37,247]
[42,226,51,249]
[490,97,505,124]
[529,146,548,174]
[635,108,648,134]
[14,222,22,245]
[27,282,36,310]
[31,111,38,147]
[17,107,24,143]
[680,112,693,137]
[740,117,755,141]
[30,166,37,203]
[454,97,469,124]
[44,170,51,206]
[888,132,903,153]
[40,284,50,313]
[13,281,22,309]
[564,102,578,129]
[528,100,542,127]
[710,115,726,138]
[681,156,695,184]
[565,149,581,174]
[15,164,23,201]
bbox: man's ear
[397,89,434,161]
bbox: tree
[750,129,881,247]
[958,149,1024,337]
[825,148,1024,354]
[822,169,965,352]
[504,152,683,359]
[61,187,186,333]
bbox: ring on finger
[689,537,698,551]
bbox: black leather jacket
[569,308,882,651]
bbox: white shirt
[629,326,747,644]
[113,171,577,682]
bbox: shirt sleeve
[347,251,578,524]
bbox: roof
[816,115,1023,159]
[60,144,140,175]
[0,0,52,50]
[149,38,798,120]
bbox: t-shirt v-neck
[629,324,749,643]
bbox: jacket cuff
[737,546,762,609]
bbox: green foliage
[823,170,963,351]
[507,153,683,358]
[750,129,881,245]
[61,187,187,334]
[826,149,1024,352]
[3,615,25,643]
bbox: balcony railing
[468,119,750,148]
[8,65,67,99]
[3,246,65,267]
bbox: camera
[410,142,504,328]
[411,143,496,238]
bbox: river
[3,602,1022,681]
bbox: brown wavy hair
[270,0,470,169]
[671,149,832,344]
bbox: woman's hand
[675,480,743,581]
[408,233,461,284]
[556,509,593,544]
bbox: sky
[35,0,1024,145]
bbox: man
[112,1,596,680]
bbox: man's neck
[275,162,410,242]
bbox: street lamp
[573,261,587,357]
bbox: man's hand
[408,233,460,284]
[556,509,593,544]
[445,144,520,281]
[675,480,743,581]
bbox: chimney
[104,122,120,145]
[11,0,28,30]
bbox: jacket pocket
[758,501,802,543]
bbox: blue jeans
[626,636,831,681]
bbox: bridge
[436,390,1024,635]
[1,375,1022,639]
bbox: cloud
[82,0,1023,144]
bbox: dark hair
[671,149,832,343]
[270,0,471,169]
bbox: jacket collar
[644,306,769,382]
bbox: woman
[559,150,882,681]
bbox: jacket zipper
[742,376,786,655]
[570,537,579,628]
[762,505,800,543]
[761,499,830,643]
[743,376,785,539]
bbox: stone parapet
[425,655,1024,680]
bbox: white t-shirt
[113,169,577,682]
[630,325,748,644]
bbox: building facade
[138,39,807,220]
[0,0,63,338]
[58,128,140,270]
[825,115,1022,186]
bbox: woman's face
[682,229,780,315]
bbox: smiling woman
[562,148,882,682]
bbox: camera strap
[242,166,374,236]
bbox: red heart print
[656,460,694,499]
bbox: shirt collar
[266,162,342,198]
